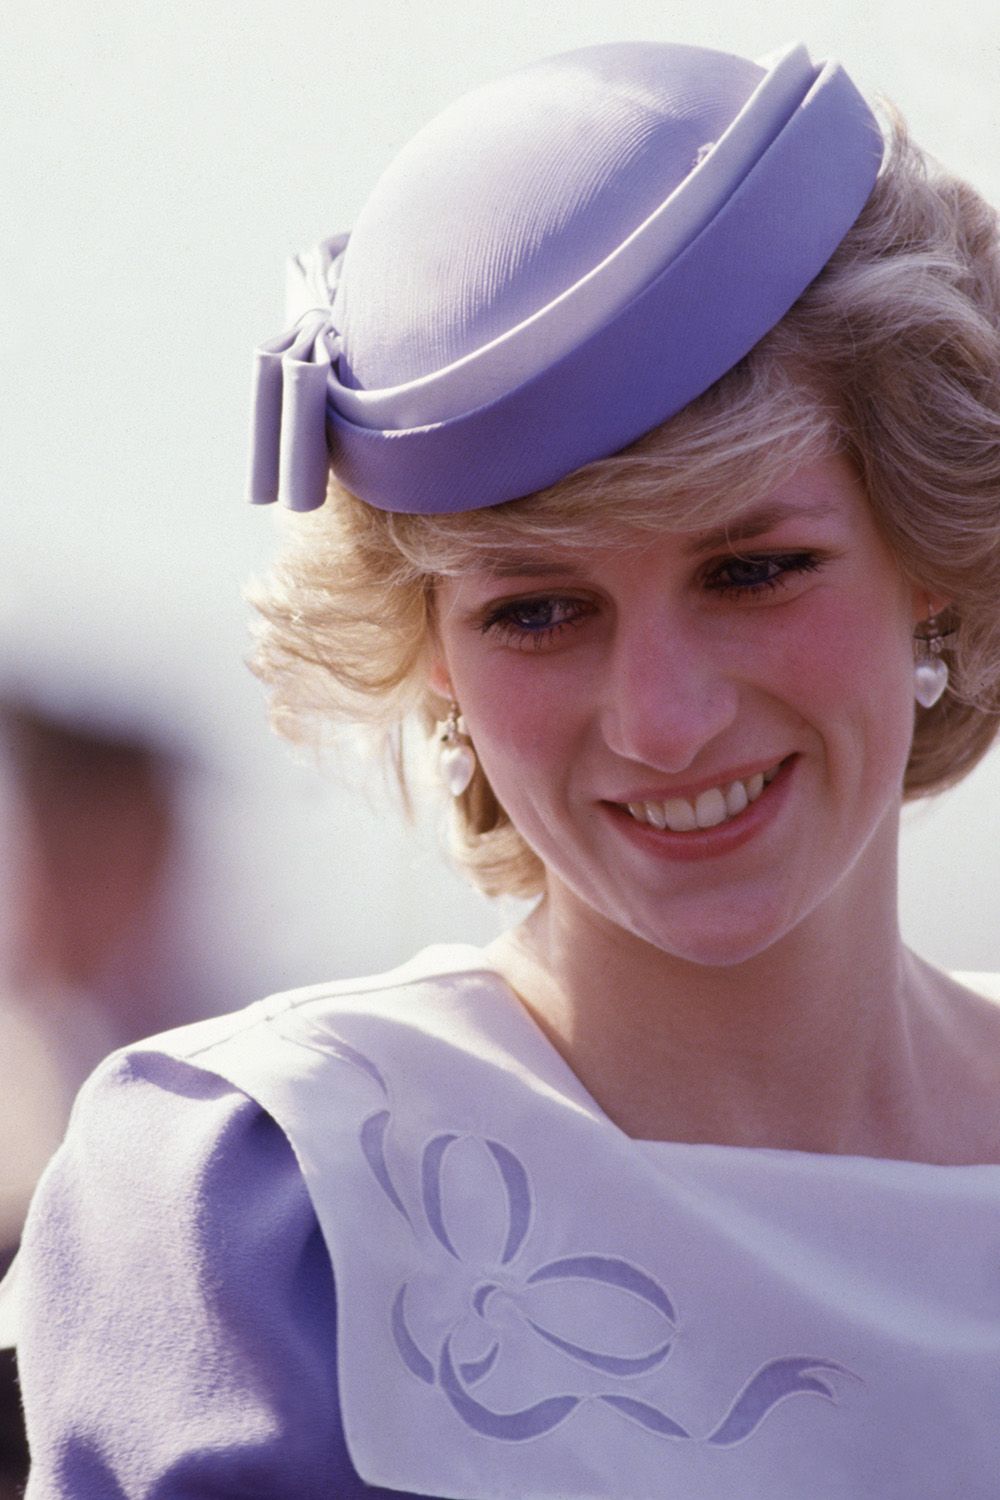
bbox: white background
[3,0,999,1011]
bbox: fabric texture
[16,1051,404,1498]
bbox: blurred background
[2,6,999,1471]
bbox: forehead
[433,454,866,578]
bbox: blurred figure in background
[0,699,184,1491]
[0,699,184,1250]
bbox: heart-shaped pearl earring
[913,617,952,709]
[437,702,477,796]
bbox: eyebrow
[681,499,841,555]
[482,557,591,579]
[476,499,842,578]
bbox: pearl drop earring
[913,616,953,708]
[437,702,477,796]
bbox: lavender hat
[248,41,882,516]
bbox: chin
[646,927,789,970]
[622,894,805,970]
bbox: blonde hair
[250,114,1000,898]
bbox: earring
[436,702,477,796]
[913,616,952,708]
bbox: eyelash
[704,551,823,600]
[479,595,594,649]
[478,553,823,648]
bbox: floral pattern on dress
[321,1033,857,1446]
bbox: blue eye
[480,595,594,647]
[707,552,821,599]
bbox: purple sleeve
[16,1050,408,1497]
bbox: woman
[11,38,1000,1497]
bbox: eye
[478,594,596,649]
[705,552,822,600]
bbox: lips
[623,762,783,833]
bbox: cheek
[484,695,575,769]
[451,663,589,807]
[758,588,915,771]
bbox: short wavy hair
[250,113,1000,898]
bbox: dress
[11,946,1000,1499]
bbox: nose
[599,611,740,775]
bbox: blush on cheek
[769,591,909,705]
[467,678,576,766]
[799,601,914,787]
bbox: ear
[911,590,952,626]
[426,650,453,703]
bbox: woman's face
[430,454,926,966]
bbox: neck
[490,823,939,1158]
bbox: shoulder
[26,942,500,1228]
[262,941,502,1021]
[17,940,508,1271]
[19,1045,319,1320]
[132,942,496,1060]
[14,948,500,1494]
[16,1048,350,1493]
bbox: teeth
[644,801,667,829]
[694,787,727,829]
[626,762,782,832]
[663,797,697,832]
[725,780,748,817]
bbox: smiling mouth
[622,762,784,833]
